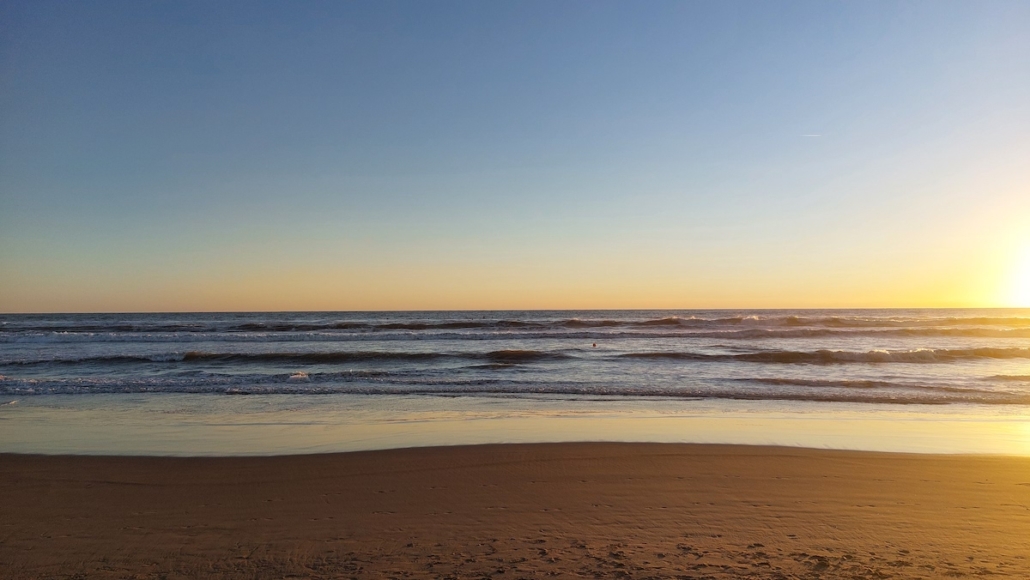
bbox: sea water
[2,310,1030,455]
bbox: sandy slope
[3,443,1030,579]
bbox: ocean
[3,309,1030,455]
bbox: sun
[1011,247,1030,307]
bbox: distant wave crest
[5,313,1030,335]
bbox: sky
[1,0,1028,312]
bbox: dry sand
[3,443,1030,579]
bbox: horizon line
[3,306,1028,316]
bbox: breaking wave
[0,349,574,367]
[739,377,986,394]
[621,347,1030,364]
[2,374,1027,405]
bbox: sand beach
[4,443,1030,579]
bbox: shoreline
[4,442,1030,578]
[5,393,1030,457]
[5,440,1030,459]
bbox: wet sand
[3,443,1030,579]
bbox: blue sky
[2,1,1028,311]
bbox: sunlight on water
[1017,417,1030,455]
[3,394,1030,456]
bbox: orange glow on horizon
[3,225,1029,313]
